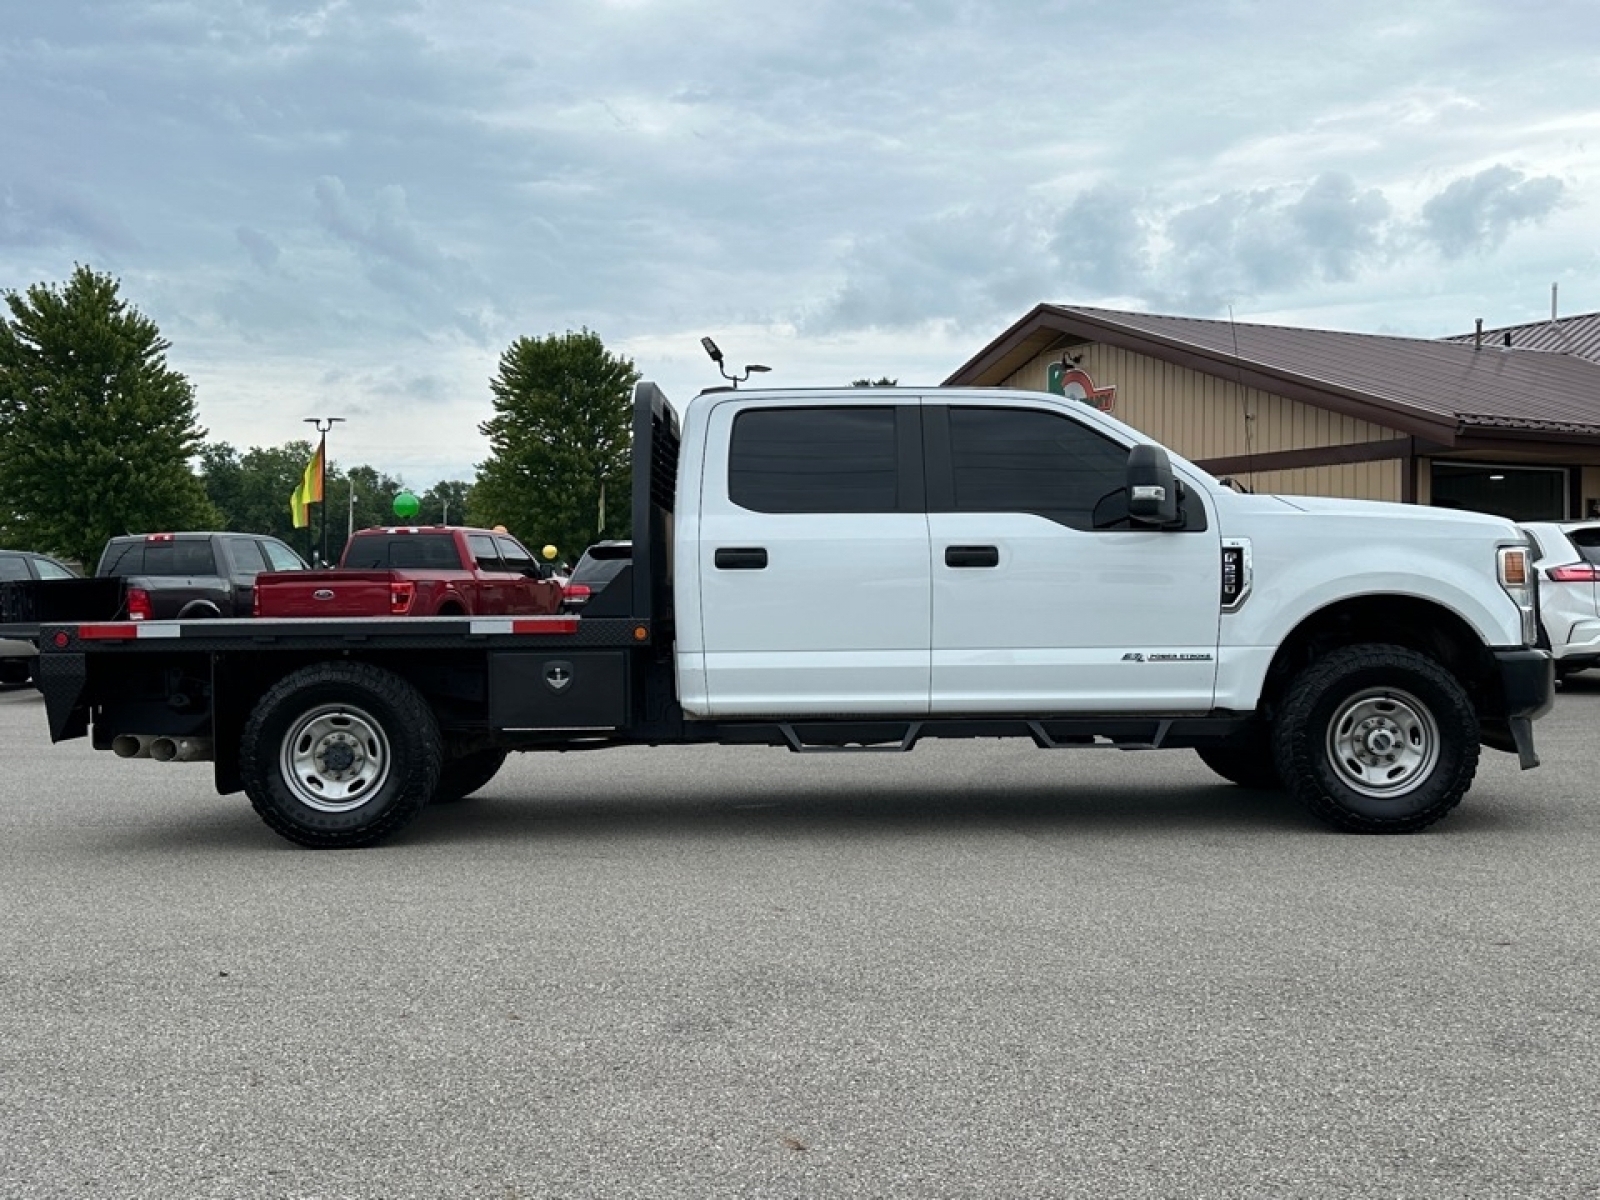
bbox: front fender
[1216,546,1523,710]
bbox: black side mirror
[1127,444,1179,527]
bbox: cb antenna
[701,336,771,388]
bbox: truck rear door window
[729,407,899,513]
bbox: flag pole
[303,415,345,566]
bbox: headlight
[1498,545,1539,646]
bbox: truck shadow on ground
[99,767,1527,854]
[397,779,1519,847]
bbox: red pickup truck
[253,527,564,618]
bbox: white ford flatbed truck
[34,382,1554,848]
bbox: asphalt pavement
[2,677,1598,1199]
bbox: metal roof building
[946,305,1600,521]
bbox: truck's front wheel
[240,663,441,848]
[1273,645,1479,833]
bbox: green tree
[200,440,317,542]
[472,329,637,561]
[0,266,216,566]
[421,479,472,526]
[340,464,406,536]
[200,442,416,562]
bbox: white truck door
[925,401,1222,713]
[695,397,931,717]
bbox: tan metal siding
[1002,346,1404,470]
[1246,460,1404,503]
[1004,350,1395,464]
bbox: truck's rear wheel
[240,662,441,848]
[1273,645,1478,833]
[432,748,508,804]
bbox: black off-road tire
[240,662,442,849]
[1195,737,1282,790]
[431,748,508,804]
[1273,644,1479,834]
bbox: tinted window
[948,407,1127,530]
[570,553,630,589]
[99,542,142,575]
[730,407,898,513]
[343,535,463,569]
[0,557,28,581]
[467,534,503,572]
[495,536,536,574]
[261,540,306,571]
[110,540,216,576]
[228,538,268,575]
[1568,527,1600,565]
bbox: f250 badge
[1122,652,1213,662]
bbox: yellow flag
[289,443,325,529]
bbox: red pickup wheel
[239,662,441,848]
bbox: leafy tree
[0,266,216,566]
[200,440,316,542]
[420,479,471,526]
[472,329,637,561]
[339,464,406,537]
[200,441,417,563]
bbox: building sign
[1046,362,1117,412]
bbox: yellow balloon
[542,544,558,560]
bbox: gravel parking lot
[2,678,1598,1199]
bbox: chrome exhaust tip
[150,737,213,763]
[111,734,153,759]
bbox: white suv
[1520,521,1600,678]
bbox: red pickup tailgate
[253,571,403,618]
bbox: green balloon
[393,491,421,519]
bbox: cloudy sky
[4,0,1595,487]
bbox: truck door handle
[945,545,999,568]
[715,547,768,570]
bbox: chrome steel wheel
[1325,686,1439,799]
[279,703,392,813]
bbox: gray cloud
[1288,172,1390,282]
[1051,185,1150,296]
[3,0,1592,484]
[1419,166,1565,258]
[235,226,281,272]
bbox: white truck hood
[1260,492,1522,538]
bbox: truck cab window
[494,536,536,575]
[261,540,306,571]
[730,407,899,513]
[467,534,504,573]
[142,541,217,575]
[946,406,1158,531]
[228,538,268,576]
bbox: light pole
[303,416,345,566]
